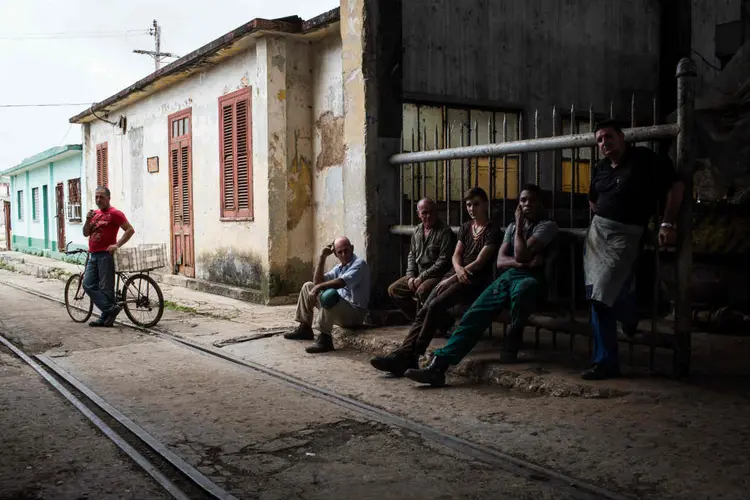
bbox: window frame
[31,187,39,222]
[67,178,82,222]
[17,190,24,221]
[218,87,254,221]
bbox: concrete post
[674,57,697,376]
[341,0,403,307]
[256,36,289,301]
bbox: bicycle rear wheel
[122,273,164,328]
[65,274,93,323]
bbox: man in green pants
[404,184,558,386]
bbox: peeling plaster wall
[692,0,743,95]
[311,33,345,255]
[285,41,315,291]
[85,47,271,288]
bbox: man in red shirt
[82,186,135,327]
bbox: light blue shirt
[324,254,370,309]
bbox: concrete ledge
[152,272,297,306]
[332,325,633,399]
[0,252,76,283]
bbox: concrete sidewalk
[2,249,749,398]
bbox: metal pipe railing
[390,123,680,165]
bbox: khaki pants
[387,276,440,320]
[295,282,366,335]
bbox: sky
[0,0,338,170]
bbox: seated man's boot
[370,352,418,377]
[500,334,521,363]
[404,355,449,386]
[284,323,315,340]
[581,363,621,381]
[306,333,334,353]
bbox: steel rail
[0,278,634,500]
[0,332,191,500]
[35,355,238,500]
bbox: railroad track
[0,277,634,500]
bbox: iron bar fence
[389,59,697,376]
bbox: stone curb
[332,327,631,399]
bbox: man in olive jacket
[387,198,456,320]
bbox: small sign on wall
[147,156,159,173]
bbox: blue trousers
[83,251,116,319]
[588,282,638,368]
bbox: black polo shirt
[588,146,679,227]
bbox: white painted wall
[85,45,269,277]
[310,34,345,255]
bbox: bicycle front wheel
[122,273,164,328]
[65,274,93,323]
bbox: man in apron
[583,120,685,380]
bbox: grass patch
[0,260,17,272]
[164,300,199,315]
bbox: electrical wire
[0,29,149,40]
[0,103,93,108]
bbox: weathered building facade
[71,12,343,303]
[1,145,88,259]
[69,0,728,305]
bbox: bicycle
[63,241,165,328]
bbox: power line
[0,103,93,108]
[0,29,149,40]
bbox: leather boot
[306,333,334,353]
[404,355,449,386]
[284,323,315,340]
[370,353,418,377]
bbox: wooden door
[55,183,65,251]
[3,201,10,250]
[168,110,195,277]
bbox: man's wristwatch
[660,222,676,230]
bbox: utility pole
[133,20,179,72]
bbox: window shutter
[171,146,181,225]
[219,88,252,219]
[236,97,249,212]
[181,144,190,225]
[96,143,108,188]
[222,102,235,214]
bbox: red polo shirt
[89,206,128,253]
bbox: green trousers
[434,268,540,365]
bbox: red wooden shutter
[219,88,252,219]
[171,146,181,225]
[222,102,235,215]
[181,144,190,225]
[96,143,108,188]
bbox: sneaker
[284,324,315,340]
[305,334,334,353]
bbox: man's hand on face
[515,204,525,225]
[320,243,334,259]
[107,244,118,255]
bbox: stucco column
[256,36,289,300]
[341,0,403,306]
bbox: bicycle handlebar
[65,249,89,255]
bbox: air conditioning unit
[67,203,82,220]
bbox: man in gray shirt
[388,198,456,319]
[405,184,559,386]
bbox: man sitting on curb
[387,197,456,320]
[370,187,501,377]
[284,237,370,354]
[405,184,559,386]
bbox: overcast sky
[0,0,338,170]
